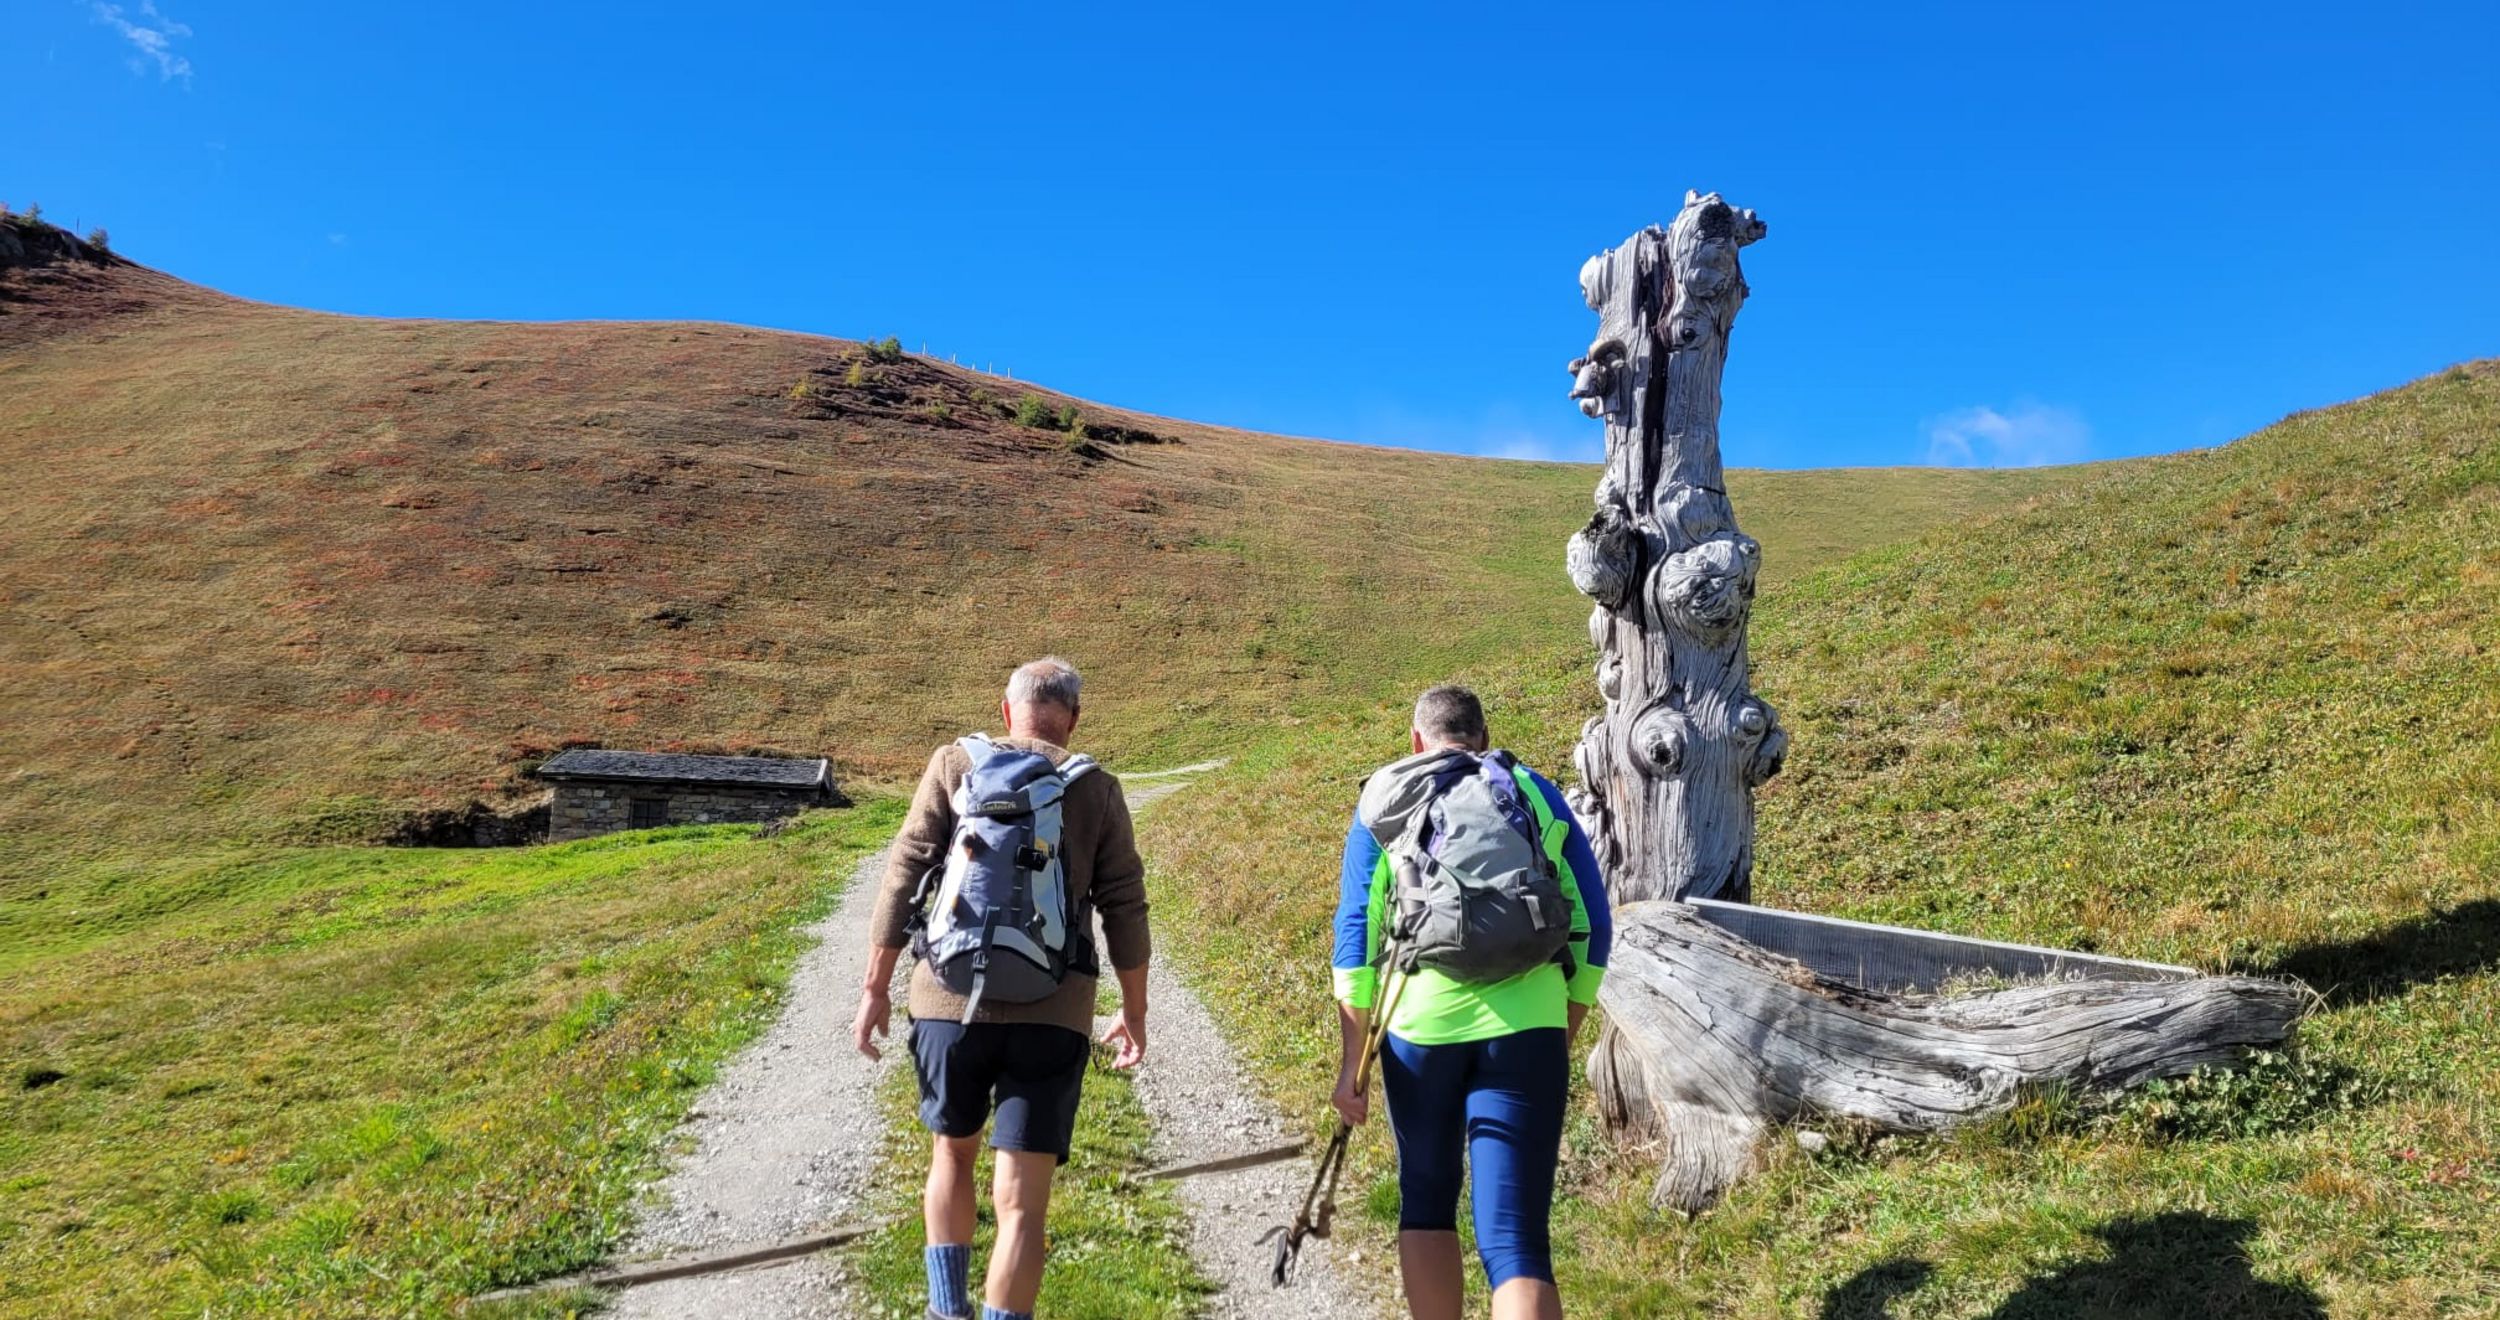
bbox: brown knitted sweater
[868,736,1150,1035]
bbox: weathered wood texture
[1566,191,1781,905]
[1589,902,2311,1212]
[1684,897,2199,995]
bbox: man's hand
[1331,1067,1370,1126]
[1568,999,1590,1052]
[1102,1008,1146,1069]
[852,987,892,1061]
[855,946,904,1060]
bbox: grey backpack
[909,735,1097,1022]
[1358,747,1572,984]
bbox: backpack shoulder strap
[1506,759,1573,862]
[1057,753,1098,784]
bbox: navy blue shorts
[907,1019,1090,1163]
[1379,1027,1568,1289]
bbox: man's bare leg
[983,1149,1058,1314]
[1398,1229,1465,1320]
[922,1133,980,1316]
[925,1133,980,1244]
[1494,1276,1564,1320]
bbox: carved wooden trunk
[1564,195,2309,1213]
[1589,901,2310,1212]
[1565,192,1782,905]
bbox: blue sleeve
[1331,813,1384,1007]
[1529,770,1612,989]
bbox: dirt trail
[610,762,1374,1317]
[1125,948,1370,1317]
[609,847,904,1319]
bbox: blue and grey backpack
[909,735,1099,1022]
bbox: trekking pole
[1268,949,1410,1286]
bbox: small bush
[864,336,905,365]
[85,227,110,252]
[1012,395,1056,429]
[922,402,951,421]
[1056,404,1083,432]
[22,201,41,225]
[2107,1049,2390,1142]
[844,360,869,388]
[788,379,813,400]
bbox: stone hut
[537,750,844,842]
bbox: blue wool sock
[982,1307,1032,1320]
[924,1243,971,1319]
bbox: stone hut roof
[536,749,834,791]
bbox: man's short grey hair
[1413,684,1488,749]
[1006,656,1082,713]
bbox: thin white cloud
[1351,399,1604,464]
[92,1,192,85]
[1923,400,2092,467]
[1487,431,1597,464]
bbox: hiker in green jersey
[1331,685,1613,1320]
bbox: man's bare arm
[1330,1000,1370,1125]
[1101,962,1149,1069]
[852,944,904,1060]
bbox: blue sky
[13,1,2497,468]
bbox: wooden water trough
[1589,900,2311,1213]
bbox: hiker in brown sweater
[853,656,1149,1320]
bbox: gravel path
[608,848,902,1320]
[1126,947,1373,1318]
[606,763,1377,1317]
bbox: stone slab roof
[536,749,833,790]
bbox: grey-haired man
[853,657,1150,1320]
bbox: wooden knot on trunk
[1660,193,1765,354]
[1567,341,1626,419]
[1596,655,1626,701]
[1737,698,1788,786]
[1651,535,1760,636]
[1630,705,1691,777]
[1567,502,1640,610]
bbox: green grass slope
[0,233,2084,1317]
[1143,362,2500,1317]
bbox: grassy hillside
[0,229,2082,1316]
[0,233,2064,872]
[1143,362,2500,1315]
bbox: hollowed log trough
[1588,900,2311,1213]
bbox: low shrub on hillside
[864,336,904,364]
[1012,395,1055,429]
[86,227,110,252]
[2103,1048,2398,1142]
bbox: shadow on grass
[1820,1213,2323,1319]
[2254,898,2500,1006]
[1817,1258,1932,1319]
